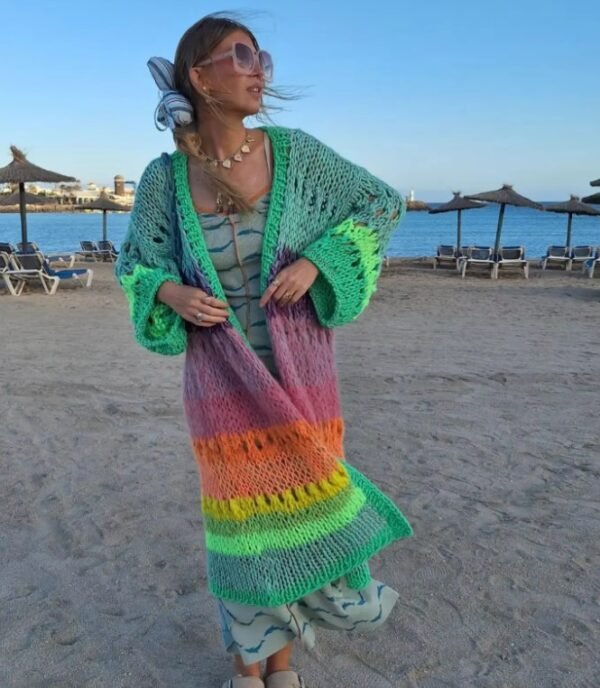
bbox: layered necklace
[197,130,255,213]
[197,130,255,169]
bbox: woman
[116,13,413,688]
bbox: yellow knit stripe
[201,461,350,522]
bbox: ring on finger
[195,311,204,322]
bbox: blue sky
[1,0,598,200]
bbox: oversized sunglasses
[197,42,274,81]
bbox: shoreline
[0,206,131,214]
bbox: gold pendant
[222,159,232,169]
[240,144,250,154]
[233,153,243,162]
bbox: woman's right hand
[157,281,229,327]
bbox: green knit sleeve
[115,157,187,355]
[300,138,406,328]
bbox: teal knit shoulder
[115,156,187,355]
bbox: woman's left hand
[259,257,319,307]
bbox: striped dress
[197,157,400,665]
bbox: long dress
[197,172,400,666]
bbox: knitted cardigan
[115,126,413,607]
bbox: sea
[0,204,598,258]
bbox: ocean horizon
[0,203,598,259]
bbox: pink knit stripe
[183,305,335,400]
[184,384,301,437]
[274,376,341,428]
[184,326,276,397]
[184,380,340,438]
[267,302,338,391]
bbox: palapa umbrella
[77,194,131,242]
[465,184,543,257]
[544,195,600,248]
[582,191,600,205]
[429,191,486,251]
[0,146,76,246]
[406,199,431,211]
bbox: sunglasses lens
[234,43,255,72]
[259,51,273,80]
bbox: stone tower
[114,175,125,196]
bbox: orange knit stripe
[192,417,344,464]
[192,417,345,500]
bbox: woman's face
[191,30,266,118]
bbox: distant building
[114,175,125,196]
[0,176,134,207]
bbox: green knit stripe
[171,152,246,339]
[119,265,187,355]
[208,462,413,607]
[346,462,413,538]
[344,561,372,590]
[332,218,382,309]
[302,218,382,328]
[204,484,366,555]
[257,126,291,293]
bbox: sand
[1,262,599,688]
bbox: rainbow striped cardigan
[116,127,413,607]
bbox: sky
[1,0,598,200]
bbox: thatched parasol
[406,199,431,211]
[544,195,600,248]
[429,191,486,250]
[76,194,131,242]
[582,191,600,205]
[0,146,76,245]
[0,190,55,206]
[590,178,600,187]
[465,184,543,256]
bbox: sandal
[221,675,265,688]
[264,670,306,688]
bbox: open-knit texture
[115,127,413,607]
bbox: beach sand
[1,262,599,688]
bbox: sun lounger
[460,246,497,279]
[541,245,571,271]
[7,251,93,295]
[582,249,600,278]
[570,245,595,270]
[433,245,462,271]
[16,241,76,268]
[78,240,103,261]
[0,251,26,295]
[497,245,529,279]
[97,240,119,262]
[17,241,40,252]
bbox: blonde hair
[173,13,281,214]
